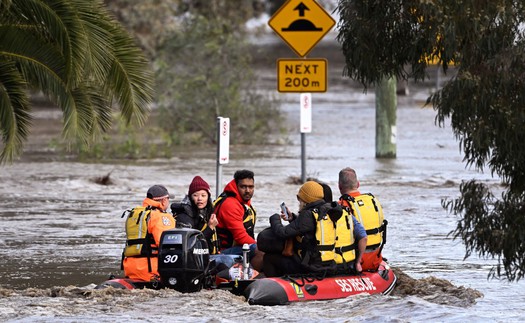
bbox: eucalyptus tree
[337,0,525,281]
[154,2,282,145]
[0,0,154,163]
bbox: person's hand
[280,206,292,222]
[208,213,218,230]
[355,261,362,274]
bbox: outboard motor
[158,228,210,293]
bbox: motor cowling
[158,228,210,293]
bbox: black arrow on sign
[295,2,309,17]
[282,2,322,32]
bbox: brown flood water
[0,36,523,322]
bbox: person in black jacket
[263,181,336,277]
[171,176,219,254]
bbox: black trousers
[262,253,303,277]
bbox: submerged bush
[155,14,282,146]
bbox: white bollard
[242,243,250,279]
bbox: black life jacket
[171,201,220,255]
[213,191,256,249]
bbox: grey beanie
[146,185,169,200]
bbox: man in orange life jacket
[123,185,176,281]
[338,167,387,271]
[215,170,264,271]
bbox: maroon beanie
[188,176,211,196]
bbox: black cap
[146,185,169,200]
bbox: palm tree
[0,0,154,163]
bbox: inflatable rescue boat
[233,260,396,305]
[97,229,396,305]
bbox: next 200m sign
[277,59,327,93]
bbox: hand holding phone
[280,202,290,221]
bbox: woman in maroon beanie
[171,176,219,254]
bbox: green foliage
[54,117,172,161]
[104,0,282,146]
[103,0,182,58]
[104,0,268,58]
[0,0,154,164]
[337,0,525,281]
[336,0,450,86]
[444,181,525,281]
[155,14,281,145]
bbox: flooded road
[1,64,523,321]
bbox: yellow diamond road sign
[269,0,336,57]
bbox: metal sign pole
[301,132,306,183]
[216,117,230,198]
[216,118,222,199]
[300,93,312,183]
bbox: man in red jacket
[215,169,263,270]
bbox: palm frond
[0,25,66,80]
[6,0,87,86]
[0,0,154,163]
[69,84,112,143]
[0,61,32,162]
[105,25,153,126]
[68,0,113,82]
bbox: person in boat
[122,185,176,282]
[318,181,367,274]
[214,169,264,271]
[171,176,219,254]
[264,181,365,277]
[338,167,387,271]
[262,181,324,277]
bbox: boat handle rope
[283,271,327,287]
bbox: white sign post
[216,117,230,198]
[300,93,312,133]
[218,117,230,164]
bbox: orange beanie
[297,181,324,203]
